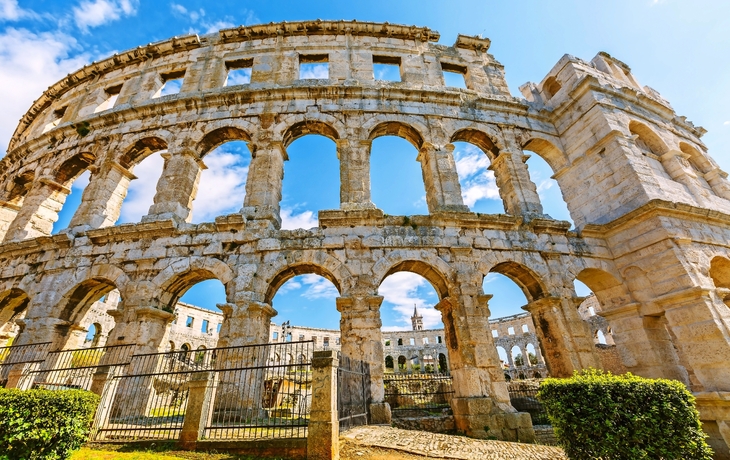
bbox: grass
[72,445,281,459]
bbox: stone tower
[411,305,423,331]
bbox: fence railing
[91,340,313,442]
[383,372,453,412]
[508,386,549,425]
[0,342,52,388]
[337,354,370,432]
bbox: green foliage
[74,122,90,137]
[69,350,103,368]
[537,369,713,460]
[0,388,100,460]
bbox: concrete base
[451,396,535,443]
[369,402,392,425]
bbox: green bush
[0,388,100,460]
[537,369,712,460]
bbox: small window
[225,58,253,86]
[154,70,186,98]
[299,334,305,341]
[273,331,279,340]
[385,339,391,346]
[522,324,529,333]
[409,338,415,346]
[217,323,222,333]
[441,62,467,89]
[286,332,292,342]
[336,338,340,345]
[397,338,403,346]
[95,83,122,113]
[201,319,209,333]
[185,316,194,328]
[422,337,429,345]
[323,337,330,347]
[492,330,499,338]
[508,327,515,335]
[437,336,442,344]
[373,55,401,82]
[299,54,329,79]
[589,307,596,316]
[42,106,67,133]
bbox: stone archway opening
[450,129,505,214]
[0,289,30,347]
[50,153,96,234]
[271,273,341,336]
[52,279,120,350]
[116,138,169,224]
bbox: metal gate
[0,342,51,388]
[337,354,370,432]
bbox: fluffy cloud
[0,0,36,21]
[117,152,165,223]
[453,143,500,207]
[281,207,318,230]
[0,28,90,153]
[191,148,249,223]
[379,272,441,331]
[73,0,137,31]
[170,4,256,34]
[299,274,338,300]
[299,63,328,79]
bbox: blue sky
[1,0,728,331]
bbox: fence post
[179,371,216,449]
[308,350,339,460]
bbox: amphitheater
[0,19,729,456]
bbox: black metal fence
[508,386,549,425]
[337,354,370,432]
[383,372,453,412]
[0,342,51,388]
[91,340,313,442]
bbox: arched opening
[438,353,448,374]
[511,346,523,367]
[596,330,607,345]
[370,122,428,216]
[496,346,509,368]
[271,272,340,331]
[542,76,562,100]
[379,269,442,332]
[84,322,102,348]
[524,147,573,225]
[52,152,96,234]
[451,132,505,214]
[629,121,671,180]
[710,256,730,289]
[56,278,120,350]
[526,343,539,366]
[397,355,407,372]
[385,355,394,371]
[281,122,340,229]
[0,289,30,347]
[116,137,169,224]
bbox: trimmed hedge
[537,369,712,460]
[0,388,100,460]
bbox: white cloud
[453,143,500,207]
[191,148,249,223]
[73,0,138,31]
[0,28,91,154]
[379,272,441,331]
[118,152,165,223]
[299,63,329,79]
[0,0,36,20]
[724,121,730,126]
[276,279,302,294]
[281,207,318,230]
[299,274,338,300]
[203,20,235,34]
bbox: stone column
[437,294,534,442]
[4,178,70,242]
[180,371,216,449]
[241,141,285,227]
[338,139,375,210]
[600,303,690,384]
[417,143,470,213]
[68,161,136,230]
[307,350,339,460]
[216,301,277,348]
[142,149,206,223]
[489,151,544,218]
[337,295,390,423]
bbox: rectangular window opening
[441,62,468,89]
[299,54,329,80]
[42,106,67,133]
[492,330,499,338]
[385,339,391,346]
[95,83,123,113]
[225,58,253,86]
[373,55,401,82]
[201,319,209,333]
[272,331,279,340]
[437,336,442,343]
[409,338,415,346]
[185,316,194,328]
[154,70,186,98]
[216,323,222,333]
[323,336,330,347]
[422,337,429,345]
[299,334,305,341]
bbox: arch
[197,126,252,157]
[118,136,168,169]
[152,257,235,308]
[629,121,668,156]
[679,142,713,174]
[373,252,454,300]
[264,263,343,306]
[709,256,730,289]
[385,355,394,369]
[489,261,547,302]
[397,355,407,370]
[4,170,35,205]
[450,128,500,159]
[55,152,96,186]
[168,341,175,351]
[0,288,30,335]
[57,277,117,324]
[522,137,570,173]
[369,121,424,150]
[438,353,448,373]
[282,120,339,148]
[87,322,102,347]
[180,343,190,352]
[542,76,562,99]
[575,267,632,309]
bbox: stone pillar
[142,149,205,223]
[337,295,390,423]
[0,201,21,241]
[417,143,470,213]
[4,178,70,242]
[601,303,690,384]
[489,151,544,218]
[307,350,339,460]
[68,161,136,230]
[338,139,375,210]
[216,301,277,348]
[704,168,730,201]
[437,294,534,442]
[241,141,285,227]
[522,296,599,378]
[180,371,216,449]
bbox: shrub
[537,369,713,460]
[0,388,100,460]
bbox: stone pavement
[341,426,567,459]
